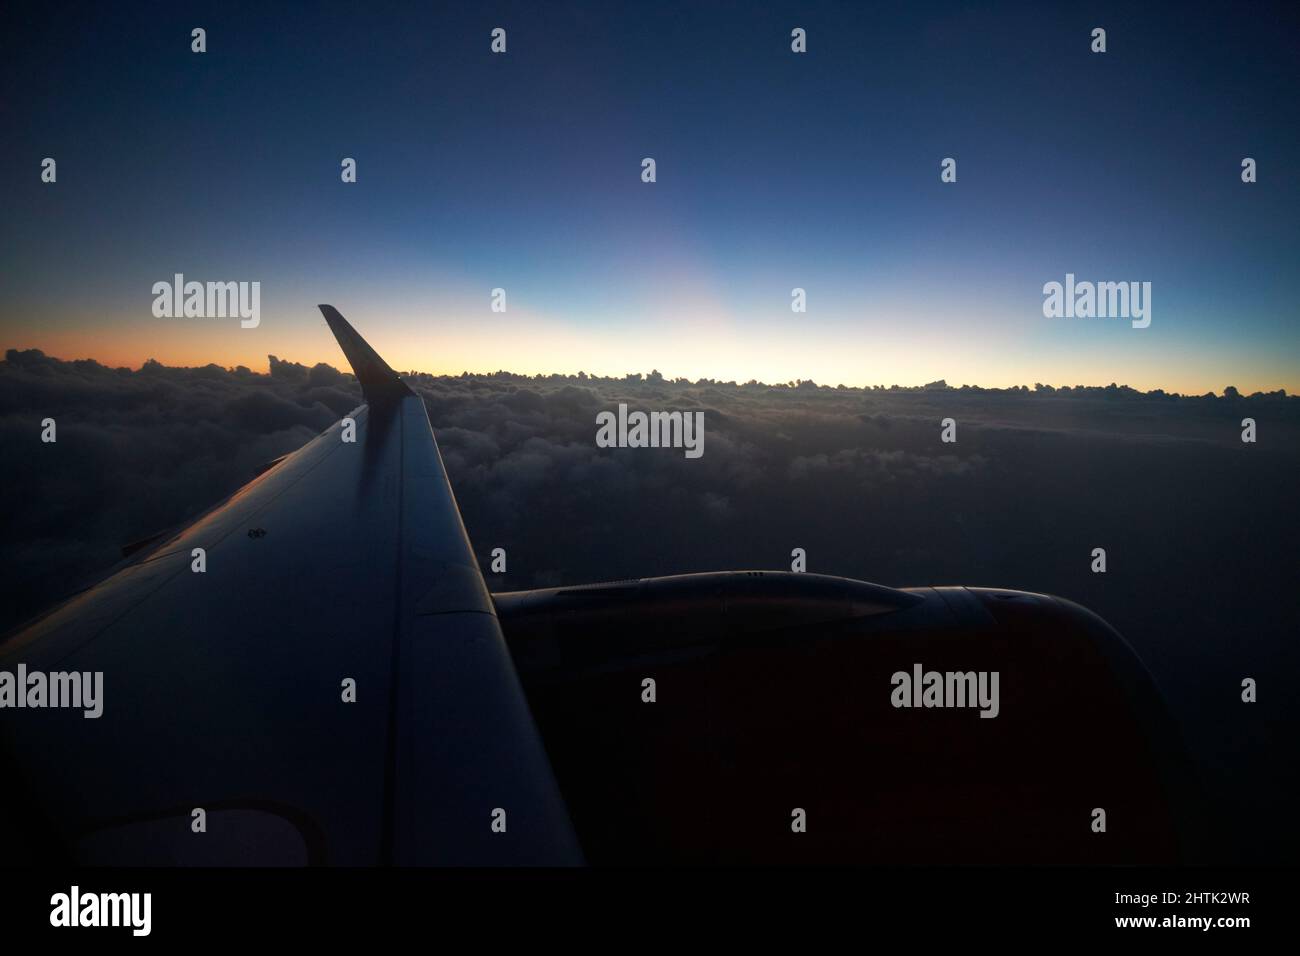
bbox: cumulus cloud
[788,448,986,483]
[2,349,1297,669]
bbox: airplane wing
[0,306,582,866]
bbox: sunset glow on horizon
[4,4,1297,397]
[7,295,1297,397]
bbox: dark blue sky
[3,0,1298,390]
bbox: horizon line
[3,345,1293,401]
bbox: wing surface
[0,306,581,866]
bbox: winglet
[318,304,414,404]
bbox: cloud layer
[3,349,1297,861]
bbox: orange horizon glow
[6,320,1295,397]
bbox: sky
[2,0,1298,393]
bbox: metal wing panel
[2,406,397,863]
[392,395,581,864]
[1,409,357,668]
[0,309,581,866]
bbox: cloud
[2,350,1298,673]
[789,448,986,484]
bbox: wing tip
[318,304,413,403]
